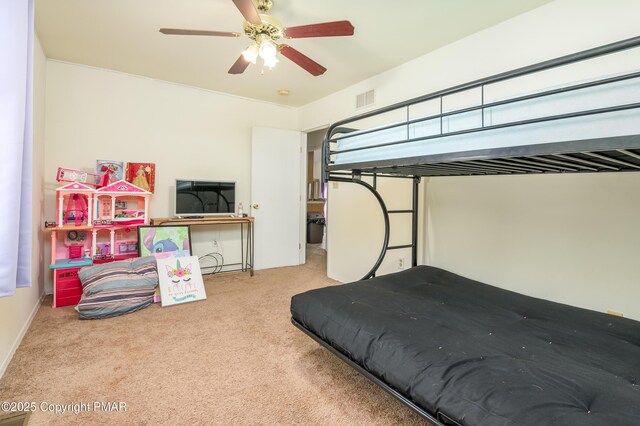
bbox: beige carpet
[0,247,428,425]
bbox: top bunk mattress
[327,42,640,175]
[333,78,640,167]
[291,266,640,425]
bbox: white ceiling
[35,0,552,107]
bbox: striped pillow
[75,256,158,319]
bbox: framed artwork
[138,225,192,259]
[96,160,124,185]
[126,162,156,193]
[157,256,207,307]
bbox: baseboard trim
[327,273,350,284]
[0,291,46,379]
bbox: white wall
[299,0,640,319]
[0,34,46,378]
[306,128,325,151]
[426,173,640,319]
[327,177,418,282]
[43,61,298,291]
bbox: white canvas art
[156,255,207,307]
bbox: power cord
[199,252,224,275]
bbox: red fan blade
[279,45,326,76]
[284,20,354,38]
[232,0,261,26]
[160,28,241,37]
[228,55,251,74]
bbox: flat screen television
[175,179,236,217]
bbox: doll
[132,166,150,191]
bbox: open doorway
[305,128,328,264]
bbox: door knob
[252,203,259,209]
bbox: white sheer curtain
[0,0,34,297]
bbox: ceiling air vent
[356,89,375,109]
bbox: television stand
[151,216,254,276]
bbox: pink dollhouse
[48,179,152,307]
[55,182,95,227]
[93,180,151,225]
[91,180,151,260]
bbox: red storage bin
[54,267,83,307]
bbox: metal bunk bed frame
[298,35,640,425]
[321,35,640,282]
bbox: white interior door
[251,127,304,270]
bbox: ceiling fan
[159,0,354,76]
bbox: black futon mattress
[290,266,640,425]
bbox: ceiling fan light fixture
[263,55,279,69]
[161,0,355,77]
[241,43,259,64]
[258,38,277,61]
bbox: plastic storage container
[307,213,325,244]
